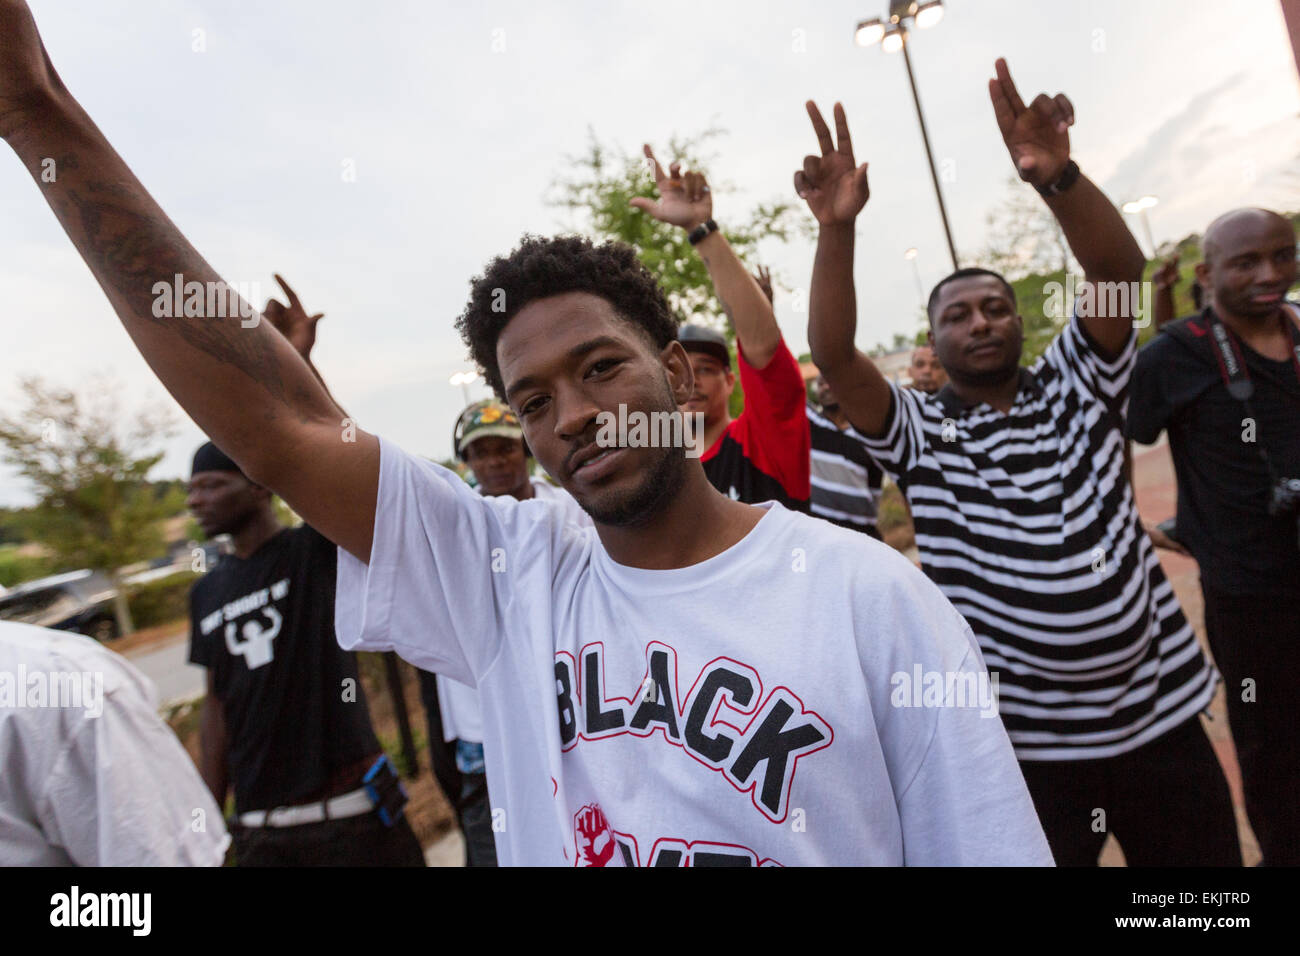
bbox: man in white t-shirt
[0,15,1051,862]
[0,621,230,866]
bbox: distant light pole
[449,370,479,406]
[856,0,959,270]
[1121,195,1160,258]
[904,247,925,312]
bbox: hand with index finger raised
[793,101,869,226]
[263,273,324,359]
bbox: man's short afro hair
[927,267,1018,321]
[456,234,678,400]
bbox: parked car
[0,570,121,642]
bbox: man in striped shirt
[796,60,1239,865]
[807,376,883,538]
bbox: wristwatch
[687,219,719,245]
[1034,160,1080,198]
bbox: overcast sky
[1,0,1297,505]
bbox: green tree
[0,376,180,634]
[980,176,1076,279]
[547,127,811,324]
[548,127,811,417]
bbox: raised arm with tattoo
[989,58,1146,354]
[0,1,378,560]
[631,145,782,368]
[795,101,894,437]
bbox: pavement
[121,625,205,709]
[425,828,465,867]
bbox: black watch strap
[687,219,718,245]
[1034,160,1080,198]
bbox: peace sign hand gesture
[629,144,712,231]
[988,58,1073,189]
[794,102,869,226]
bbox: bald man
[1128,207,1300,865]
[906,344,948,395]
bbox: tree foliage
[979,175,1076,280]
[0,377,181,630]
[547,126,811,334]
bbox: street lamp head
[1122,195,1159,214]
[882,26,905,53]
[904,247,919,260]
[915,0,945,28]
[854,17,886,46]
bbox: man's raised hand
[988,57,1073,189]
[1152,254,1181,291]
[794,102,868,226]
[752,265,774,305]
[0,0,61,141]
[629,145,712,231]
[263,274,324,359]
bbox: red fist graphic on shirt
[574,804,616,867]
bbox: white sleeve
[37,677,229,867]
[335,436,571,686]
[894,643,1054,866]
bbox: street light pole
[857,1,959,271]
[904,247,925,312]
[1121,195,1160,259]
[898,29,959,271]
[1139,209,1156,260]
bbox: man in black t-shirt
[186,276,424,867]
[1128,207,1300,865]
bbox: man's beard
[949,360,1019,388]
[580,379,691,528]
[581,440,686,527]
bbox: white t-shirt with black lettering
[336,438,1052,866]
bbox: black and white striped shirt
[807,404,883,538]
[860,315,1216,761]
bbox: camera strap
[1203,305,1300,486]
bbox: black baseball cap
[677,324,731,368]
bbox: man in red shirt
[632,147,810,512]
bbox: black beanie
[191,441,244,478]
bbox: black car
[0,570,121,642]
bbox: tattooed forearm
[60,182,292,408]
[7,96,339,466]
